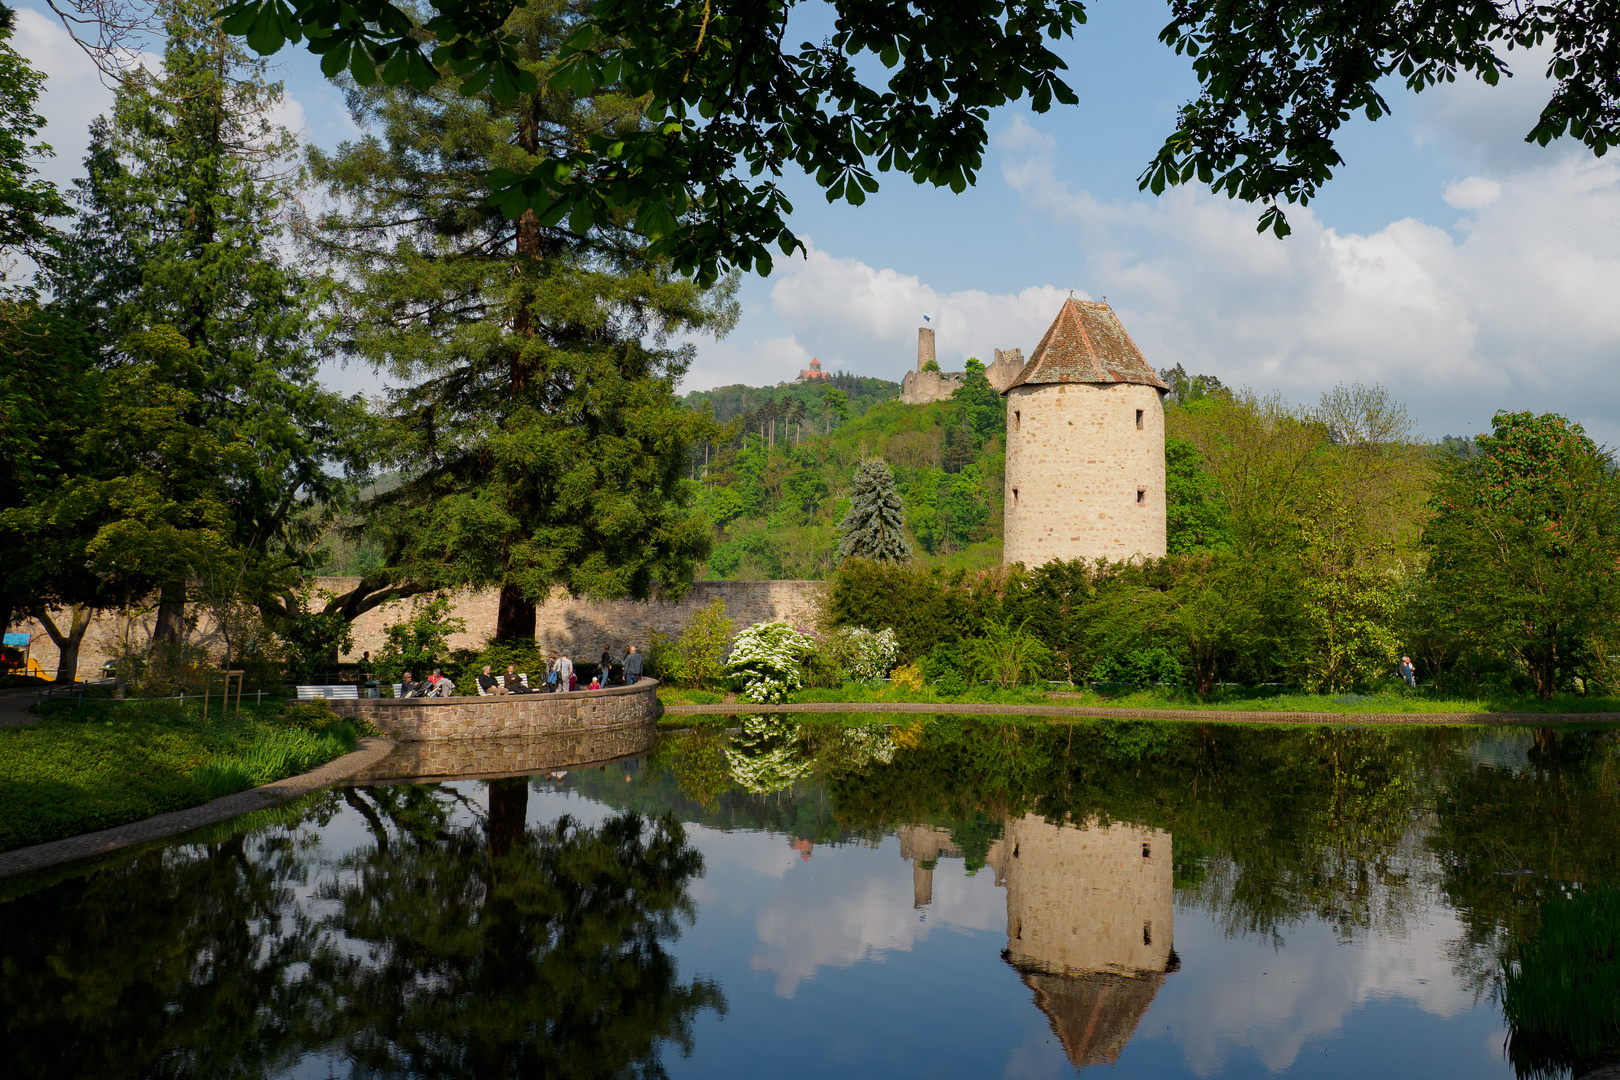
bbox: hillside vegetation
[681,362,1007,579]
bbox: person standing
[600,647,614,685]
[623,644,644,685]
[552,652,574,693]
[1398,656,1417,689]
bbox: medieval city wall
[7,578,824,678]
[1002,381,1167,566]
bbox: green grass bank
[0,698,368,852]
[656,683,1620,715]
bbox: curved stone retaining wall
[320,679,659,743]
[351,726,655,784]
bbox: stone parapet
[318,679,660,742]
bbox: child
[588,674,602,690]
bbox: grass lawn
[1046,685,1620,714]
[0,698,366,852]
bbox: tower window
[1144,920,1153,946]
[1142,842,1152,858]
[1011,488,1018,508]
[1136,409,1144,429]
[1012,410,1021,432]
[1136,488,1147,505]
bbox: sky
[13,1,1620,443]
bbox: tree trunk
[496,583,537,642]
[154,582,186,645]
[31,604,93,683]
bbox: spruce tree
[306,0,734,638]
[838,460,913,565]
[47,0,368,643]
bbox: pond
[3,716,1618,1080]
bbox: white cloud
[996,115,1620,439]
[12,7,121,194]
[1443,176,1502,210]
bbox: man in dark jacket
[623,645,644,684]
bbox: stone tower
[1001,299,1168,567]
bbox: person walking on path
[1398,656,1417,689]
[552,653,574,693]
[600,648,614,685]
[623,644,644,684]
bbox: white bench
[294,684,360,700]
[477,673,532,696]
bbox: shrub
[374,595,466,683]
[1091,647,1186,689]
[674,598,735,689]
[727,622,817,703]
[961,619,1052,689]
[890,662,924,693]
[819,625,899,682]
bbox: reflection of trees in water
[0,782,721,1080]
[1426,729,1620,1079]
[0,794,344,1079]
[326,781,723,1079]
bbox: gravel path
[658,700,1620,726]
[0,737,397,879]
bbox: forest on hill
[683,361,1008,580]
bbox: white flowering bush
[727,621,817,703]
[826,626,899,682]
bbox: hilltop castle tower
[1001,299,1168,567]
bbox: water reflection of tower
[899,816,1177,1069]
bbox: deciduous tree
[1423,411,1620,700]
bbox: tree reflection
[0,796,342,1079]
[0,782,721,1080]
[323,783,724,1079]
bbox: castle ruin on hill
[898,326,1026,404]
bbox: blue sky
[14,1,1620,443]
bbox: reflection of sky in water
[495,785,1512,1080]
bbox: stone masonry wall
[352,723,655,783]
[1002,382,1167,567]
[322,678,658,742]
[5,579,823,678]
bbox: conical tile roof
[1004,299,1167,393]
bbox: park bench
[294,684,360,701]
[476,673,532,695]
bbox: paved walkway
[659,701,1620,726]
[0,685,46,728]
[0,737,397,879]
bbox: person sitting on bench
[427,668,455,697]
[477,664,508,695]
[504,664,532,693]
[401,671,425,698]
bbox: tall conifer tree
[838,460,913,566]
[306,0,735,639]
[48,0,367,644]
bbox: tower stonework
[916,326,936,370]
[1002,299,1167,567]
